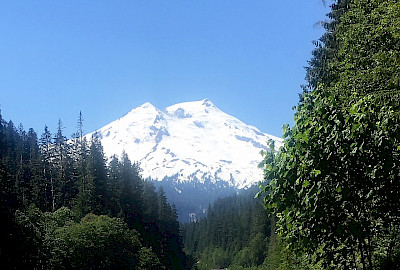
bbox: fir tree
[53,119,76,208]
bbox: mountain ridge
[87,99,282,189]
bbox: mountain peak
[138,102,157,110]
[88,99,282,188]
[201,98,213,107]
[165,98,221,117]
[121,101,154,114]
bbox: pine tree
[27,128,45,209]
[14,124,29,206]
[87,132,109,215]
[119,151,143,228]
[39,125,56,212]
[53,119,76,208]
[141,180,160,248]
[107,155,123,217]
[156,187,186,270]
[72,114,92,218]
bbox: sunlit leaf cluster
[261,0,400,269]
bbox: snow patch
[86,99,283,188]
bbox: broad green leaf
[302,180,310,188]
[313,169,321,177]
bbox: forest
[1,0,399,269]
[185,0,400,269]
[182,187,275,270]
[0,113,187,269]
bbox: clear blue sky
[1,0,330,138]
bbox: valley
[85,99,283,222]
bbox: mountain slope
[88,99,282,189]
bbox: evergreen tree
[53,119,76,208]
[14,124,28,206]
[107,154,123,216]
[0,115,21,268]
[71,114,91,219]
[39,125,56,212]
[86,132,109,215]
[26,128,43,207]
[119,151,143,228]
[141,180,161,249]
[157,187,187,270]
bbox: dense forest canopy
[182,187,272,270]
[0,112,187,269]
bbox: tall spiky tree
[53,119,76,208]
[39,125,56,212]
[119,151,143,227]
[85,132,109,215]
[71,112,91,217]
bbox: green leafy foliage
[50,213,142,269]
[15,205,157,270]
[261,0,400,269]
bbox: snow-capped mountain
[87,99,282,189]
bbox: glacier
[87,98,283,189]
